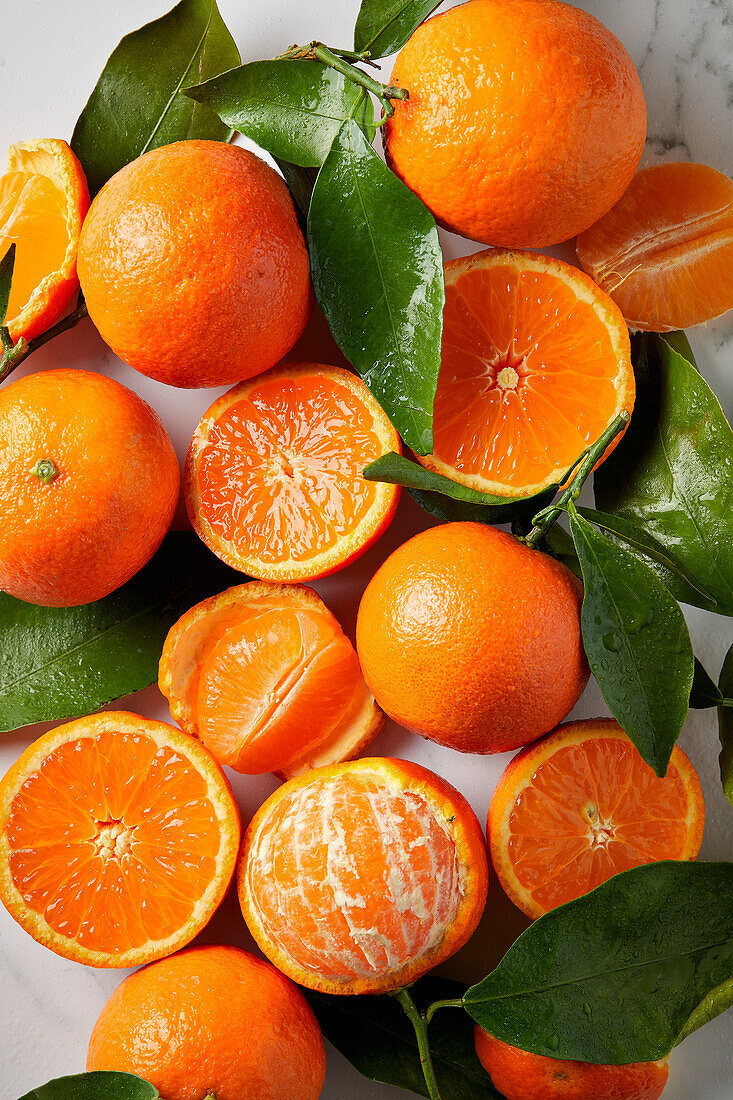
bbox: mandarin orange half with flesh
[87,945,326,1100]
[0,138,89,341]
[185,363,401,581]
[0,712,240,967]
[488,719,705,919]
[576,161,733,331]
[159,582,383,777]
[419,249,635,497]
[238,757,488,995]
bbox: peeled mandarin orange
[474,1030,669,1100]
[384,0,646,248]
[576,161,733,331]
[238,757,488,995]
[488,719,705,919]
[419,249,634,497]
[87,945,326,1100]
[0,138,89,341]
[159,582,383,777]
[185,363,401,582]
[356,523,589,755]
[77,140,312,388]
[0,712,240,967]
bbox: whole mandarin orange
[384,0,646,248]
[78,140,313,388]
[356,523,588,754]
[0,368,179,606]
[87,944,326,1100]
[474,1030,669,1100]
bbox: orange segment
[239,757,489,995]
[159,582,383,777]
[185,363,401,582]
[0,712,240,967]
[488,718,704,919]
[576,162,733,331]
[420,249,634,497]
[0,138,89,340]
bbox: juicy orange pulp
[421,250,634,497]
[576,161,733,331]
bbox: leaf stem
[394,987,443,1100]
[425,996,464,1025]
[0,299,88,384]
[524,411,630,549]
[279,41,408,117]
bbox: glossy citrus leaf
[71,0,239,195]
[354,0,442,57]
[719,643,733,807]
[689,658,724,709]
[18,1073,158,1100]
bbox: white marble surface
[1,1,732,1097]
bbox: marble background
[1,0,732,1097]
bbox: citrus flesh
[576,161,733,331]
[489,719,705,918]
[185,363,401,581]
[239,757,488,995]
[0,138,89,341]
[0,712,240,967]
[419,250,635,497]
[159,582,383,777]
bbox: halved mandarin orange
[577,162,733,332]
[419,249,634,497]
[159,582,383,777]
[185,363,401,582]
[0,712,240,967]
[0,138,89,340]
[488,719,704,919]
[239,757,488,995]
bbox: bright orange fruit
[576,161,733,331]
[238,757,488,995]
[0,712,240,967]
[474,1030,669,1100]
[419,250,635,497]
[159,582,383,777]
[488,719,705,919]
[185,363,401,582]
[0,138,89,341]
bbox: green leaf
[18,1072,159,1100]
[354,0,442,57]
[307,978,504,1099]
[308,119,444,454]
[541,522,582,580]
[690,658,724,709]
[595,332,733,616]
[719,643,733,807]
[185,61,364,168]
[677,975,733,1044]
[0,243,16,327]
[464,861,733,1064]
[568,509,694,776]
[0,532,239,732]
[71,0,240,196]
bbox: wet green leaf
[354,0,442,57]
[18,1072,158,1100]
[185,61,364,168]
[274,160,318,218]
[308,120,444,453]
[595,333,733,616]
[569,509,694,775]
[71,0,239,195]
[690,658,724,709]
[0,532,239,732]
[464,861,733,1064]
[719,643,733,807]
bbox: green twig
[279,40,408,118]
[425,996,464,1026]
[394,987,442,1100]
[0,298,88,384]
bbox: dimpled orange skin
[474,1030,669,1100]
[356,523,589,754]
[384,0,646,248]
[0,369,179,606]
[77,140,313,388]
[87,945,326,1100]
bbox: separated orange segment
[0,712,240,967]
[0,138,89,340]
[577,162,733,332]
[159,582,383,777]
[185,364,401,582]
[420,250,634,497]
[488,719,704,919]
[239,757,488,995]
